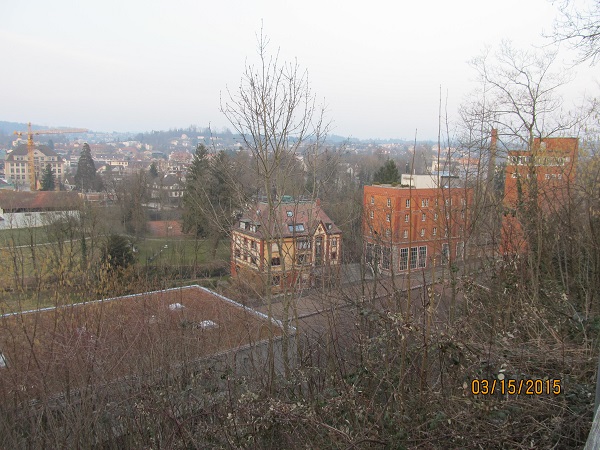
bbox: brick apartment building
[501,137,578,254]
[231,198,342,293]
[363,174,473,273]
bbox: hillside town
[1,0,600,447]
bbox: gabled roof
[237,199,342,239]
[0,191,81,212]
[6,145,63,161]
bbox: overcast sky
[1,0,597,140]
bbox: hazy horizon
[2,0,597,141]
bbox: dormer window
[288,224,305,232]
[240,221,247,229]
[286,211,293,217]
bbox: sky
[1,0,597,140]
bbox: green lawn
[0,229,232,312]
[0,227,52,247]
[135,237,230,266]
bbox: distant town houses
[150,174,185,205]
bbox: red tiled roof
[0,191,81,212]
[238,200,342,239]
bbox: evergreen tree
[373,159,400,184]
[183,144,239,257]
[40,164,55,191]
[75,143,103,192]
[182,144,211,238]
[101,234,134,270]
[149,162,159,178]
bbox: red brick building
[363,176,473,273]
[501,137,578,254]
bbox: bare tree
[470,41,577,148]
[550,0,600,64]
[221,29,329,383]
[460,41,590,300]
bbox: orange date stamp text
[470,378,561,396]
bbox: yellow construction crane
[14,122,88,190]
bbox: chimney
[487,129,498,186]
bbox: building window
[250,256,257,266]
[442,243,449,262]
[403,230,408,239]
[400,248,408,270]
[433,227,437,236]
[387,198,391,207]
[385,228,391,237]
[445,199,450,206]
[434,213,438,221]
[369,211,374,219]
[272,275,281,286]
[418,246,427,268]
[420,228,425,237]
[251,241,257,250]
[297,239,310,250]
[421,213,426,222]
[456,242,465,260]
[421,199,429,207]
[315,237,323,265]
[331,251,337,260]
[286,211,293,217]
[331,238,337,247]
[386,213,391,222]
[410,247,418,269]
[405,199,410,208]
[405,214,409,223]
[235,248,241,258]
[271,257,280,266]
[240,221,247,229]
[371,196,374,204]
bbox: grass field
[0,228,232,314]
[136,237,230,266]
[0,227,53,247]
